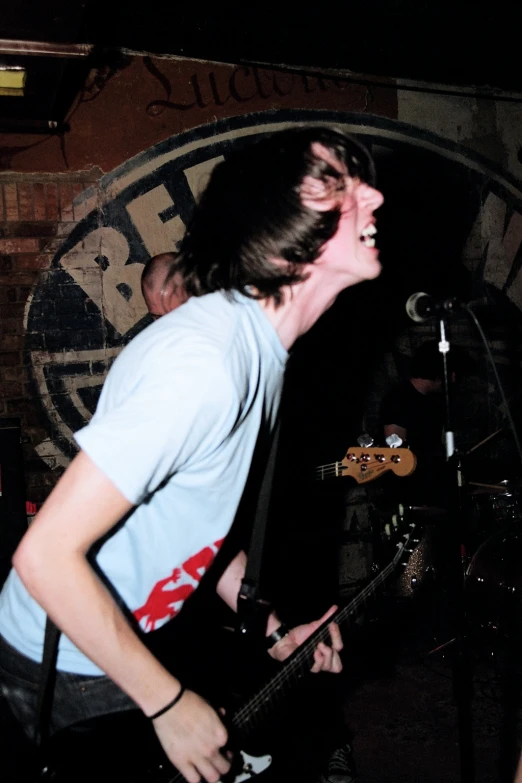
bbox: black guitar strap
[237,417,281,641]
[35,615,60,747]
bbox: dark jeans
[0,633,135,738]
[0,634,149,782]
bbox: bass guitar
[43,518,419,783]
[151,514,419,782]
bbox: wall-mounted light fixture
[0,65,26,96]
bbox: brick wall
[0,176,97,504]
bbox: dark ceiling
[1,0,522,131]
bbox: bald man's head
[141,253,188,317]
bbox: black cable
[463,303,522,471]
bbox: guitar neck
[316,461,345,480]
[231,540,407,739]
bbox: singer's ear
[300,175,344,212]
[300,142,349,212]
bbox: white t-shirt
[0,291,287,674]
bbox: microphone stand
[436,316,475,783]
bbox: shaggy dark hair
[176,126,375,306]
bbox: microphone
[405,292,487,323]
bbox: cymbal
[406,505,448,518]
[467,480,513,495]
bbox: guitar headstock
[375,502,423,578]
[339,446,416,484]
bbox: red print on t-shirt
[133,538,224,631]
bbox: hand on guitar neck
[316,445,416,484]
[152,607,343,783]
[267,605,343,673]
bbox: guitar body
[41,710,271,783]
[232,751,272,782]
[41,713,276,783]
[150,747,272,783]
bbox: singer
[0,126,384,783]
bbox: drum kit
[459,429,522,641]
[387,428,522,642]
[464,476,522,639]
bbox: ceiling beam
[0,39,92,58]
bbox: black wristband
[266,623,290,649]
[148,686,185,720]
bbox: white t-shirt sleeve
[75,357,237,505]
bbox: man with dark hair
[0,126,383,783]
[141,252,188,318]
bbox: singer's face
[327,179,384,283]
[303,144,384,286]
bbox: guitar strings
[233,568,390,728]
[232,535,411,731]
[315,462,344,478]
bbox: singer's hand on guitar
[268,605,343,673]
[152,688,231,783]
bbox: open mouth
[360,224,377,248]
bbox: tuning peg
[357,433,374,448]
[385,433,403,448]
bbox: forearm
[213,550,341,671]
[12,451,181,717]
[14,543,180,717]
[215,549,282,637]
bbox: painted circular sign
[25,109,522,467]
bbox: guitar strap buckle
[237,580,271,641]
[238,578,256,602]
